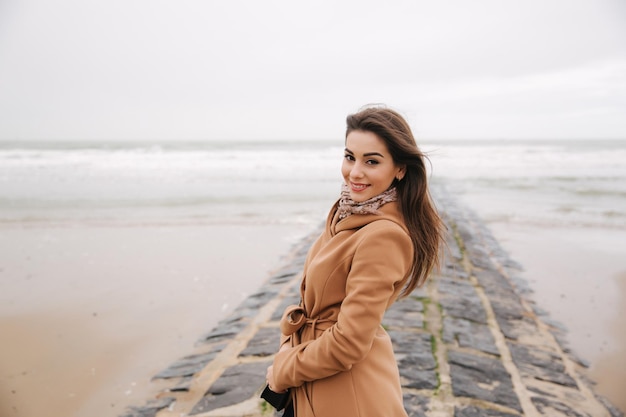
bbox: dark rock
[448,350,521,412]
[438,278,487,324]
[120,398,175,417]
[390,331,437,390]
[464,243,496,270]
[240,290,278,310]
[527,385,558,398]
[197,327,241,345]
[403,392,430,417]
[472,268,516,297]
[489,297,527,322]
[398,361,438,390]
[442,316,499,355]
[531,396,590,417]
[267,266,300,284]
[153,344,225,379]
[496,316,539,342]
[384,296,424,329]
[454,405,519,417]
[167,375,194,392]
[390,331,433,358]
[239,326,281,357]
[191,361,267,414]
[508,343,577,388]
[437,277,477,298]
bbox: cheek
[341,160,350,178]
[379,170,397,188]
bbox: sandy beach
[0,223,315,417]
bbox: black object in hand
[260,384,290,411]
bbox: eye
[344,153,355,161]
[365,159,380,165]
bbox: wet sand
[0,223,313,417]
[591,272,626,412]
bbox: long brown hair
[346,106,445,296]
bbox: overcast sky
[0,0,624,141]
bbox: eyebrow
[344,148,385,158]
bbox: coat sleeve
[272,221,413,391]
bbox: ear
[396,165,406,181]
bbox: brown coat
[272,201,413,417]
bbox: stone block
[403,392,430,417]
[442,316,499,355]
[384,296,424,329]
[454,405,519,417]
[389,331,438,390]
[508,343,577,388]
[438,278,488,324]
[191,361,266,414]
[531,396,590,417]
[239,326,281,357]
[448,350,521,412]
[153,345,224,379]
[120,397,175,417]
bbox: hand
[266,344,290,392]
[265,365,286,393]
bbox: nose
[349,162,365,179]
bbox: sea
[1,138,625,409]
[0,139,624,231]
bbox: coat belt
[280,304,334,337]
[279,304,334,417]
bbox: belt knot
[280,305,334,336]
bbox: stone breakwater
[122,189,623,417]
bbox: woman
[266,106,445,416]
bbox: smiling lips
[350,182,369,192]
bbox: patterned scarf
[337,183,398,220]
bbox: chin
[350,192,371,203]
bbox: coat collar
[327,200,407,236]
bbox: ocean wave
[1,139,625,231]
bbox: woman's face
[342,130,405,202]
